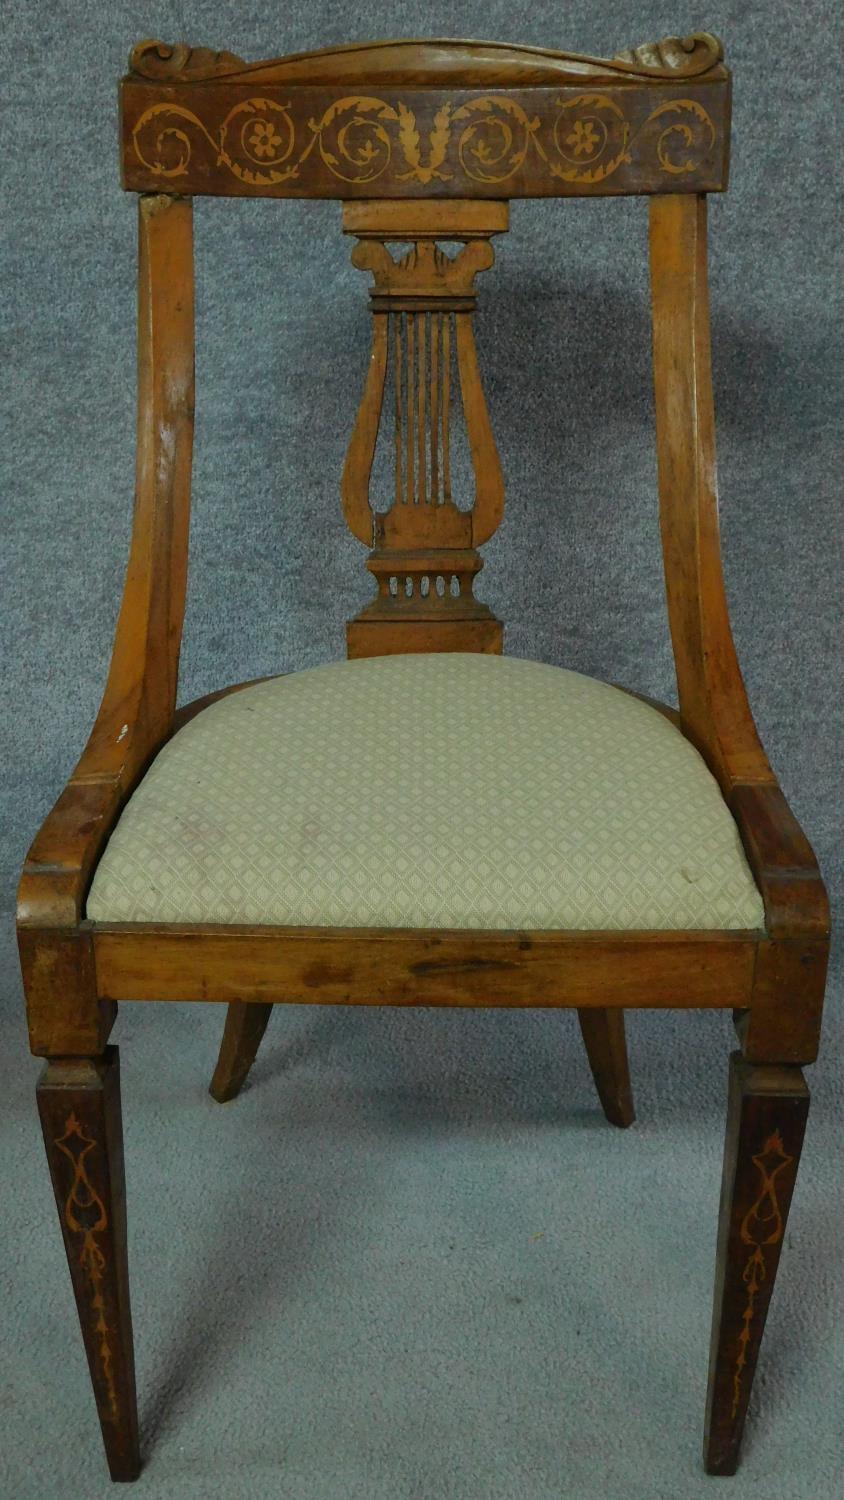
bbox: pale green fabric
[86,654,765,931]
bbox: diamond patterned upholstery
[86,654,765,931]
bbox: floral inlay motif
[248,121,284,158]
[566,120,602,157]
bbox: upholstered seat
[87,653,764,931]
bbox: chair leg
[704,1051,809,1475]
[577,1007,635,1127]
[209,1001,273,1103]
[37,1046,140,1482]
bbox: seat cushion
[86,654,765,931]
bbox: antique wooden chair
[18,32,829,1483]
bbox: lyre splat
[342,200,507,656]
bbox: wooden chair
[18,33,829,1483]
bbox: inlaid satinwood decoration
[127,92,721,194]
[121,35,729,199]
[129,92,718,192]
[731,1131,795,1419]
[341,201,506,656]
[54,1114,117,1419]
[21,30,831,1488]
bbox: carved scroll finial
[127,34,725,88]
[613,31,723,76]
[129,39,245,81]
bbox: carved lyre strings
[391,308,455,508]
[342,202,507,656]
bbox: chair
[17,32,829,1483]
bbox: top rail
[120,33,731,199]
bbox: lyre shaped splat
[342,201,507,656]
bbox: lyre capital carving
[351,238,495,307]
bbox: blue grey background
[2,3,841,1498]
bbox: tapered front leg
[209,1002,273,1102]
[704,1051,809,1475]
[37,1047,140,1482]
[577,1008,635,1127]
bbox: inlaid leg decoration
[704,1051,809,1475]
[341,200,508,659]
[209,1001,273,1102]
[577,1008,635,1127]
[37,1046,140,1482]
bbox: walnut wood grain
[648,194,829,1068]
[17,195,195,938]
[18,927,113,1059]
[577,1009,636,1127]
[649,194,772,796]
[92,925,758,1009]
[209,1002,273,1102]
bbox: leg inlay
[54,1110,119,1419]
[37,1047,139,1482]
[731,1129,794,1419]
[704,1052,809,1475]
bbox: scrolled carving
[351,239,494,299]
[125,34,726,87]
[612,31,723,76]
[129,38,245,80]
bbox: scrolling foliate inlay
[130,90,719,191]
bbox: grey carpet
[2,2,842,1496]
